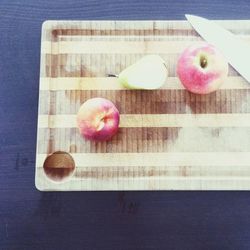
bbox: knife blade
[186,14,250,83]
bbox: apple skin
[177,42,228,94]
[77,98,120,141]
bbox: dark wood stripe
[50,28,199,38]
[37,127,250,154]
[73,165,250,179]
[45,25,250,41]
[39,89,250,115]
[42,21,250,44]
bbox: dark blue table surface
[1,0,250,249]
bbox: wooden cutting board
[36,20,250,191]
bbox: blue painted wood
[1,0,250,249]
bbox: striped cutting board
[36,20,250,191]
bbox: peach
[177,42,228,94]
[77,98,120,141]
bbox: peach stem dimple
[96,120,105,131]
[94,113,106,131]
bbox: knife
[185,14,250,83]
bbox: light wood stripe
[38,114,250,128]
[39,77,250,90]
[41,41,200,54]
[36,152,250,167]
[42,37,250,54]
[35,176,250,191]
[40,53,240,78]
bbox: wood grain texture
[36,20,250,190]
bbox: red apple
[77,98,120,141]
[177,42,228,94]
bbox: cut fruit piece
[118,55,168,89]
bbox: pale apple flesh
[177,42,228,94]
[118,55,168,89]
[77,98,120,141]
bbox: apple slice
[118,55,168,89]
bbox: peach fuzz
[77,98,120,141]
